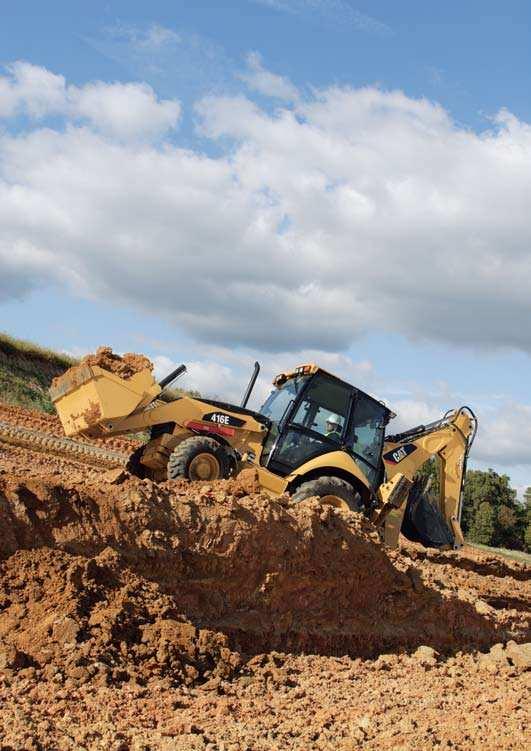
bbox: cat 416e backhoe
[50,360,477,550]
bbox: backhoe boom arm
[381,406,477,548]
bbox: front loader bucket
[401,481,454,549]
[50,365,160,437]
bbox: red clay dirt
[51,347,153,390]
[0,404,529,750]
[0,401,140,455]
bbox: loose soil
[72,347,152,381]
[0,404,529,750]
[0,401,140,455]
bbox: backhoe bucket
[50,365,160,437]
[401,480,455,549]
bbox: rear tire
[167,436,231,481]
[291,476,362,512]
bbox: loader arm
[379,406,477,549]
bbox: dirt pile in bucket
[79,346,153,379]
[51,347,153,390]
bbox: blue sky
[1,1,530,491]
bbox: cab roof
[273,363,396,420]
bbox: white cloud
[153,354,249,403]
[385,389,531,471]
[387,399,441,433]
[0,62,180,139]
[68,81,180,139]
[2,63,531,357]
[103,22,181,52]
[0,61,66,118]
[240,52,299,101]
[474,403,531,467]
[153,346,374,407]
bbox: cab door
[266,374,353,476]
[344,393,388,490]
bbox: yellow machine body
[51,361,477,549]
[51,365,161,437]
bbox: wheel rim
[188,452,221,481]
[320,494,350,511]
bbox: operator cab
[259,364,393,490]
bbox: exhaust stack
[241,362,260,408]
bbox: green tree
[462,469,524,550]
[468,501,495,545]
[494,504,520,549]
[414,457,440,498]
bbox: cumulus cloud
[1,62,531,356]
[153,355,240,401]
[239,52,299,101]
[67,81,180,139]
[474,403,531,467]
[0,61,180,139]
[385,390,531,471]
[0,61,66,118]
[153,346,374,407]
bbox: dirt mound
[0,547,240,691]
[0,453,529,750]
[79,346,153,380]
[0,473,526,668]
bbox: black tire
[291,476,362,513]
[125,445,147,479]
[167,436,231,482]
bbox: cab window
[349,394,387,468]
[291,375,351,441]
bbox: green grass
[0,331,200,414]
[0,333,75,413]
[468,542,531,564]
[0,331,75,369]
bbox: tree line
[416,462,531,552]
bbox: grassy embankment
[0,332,195,415]
[469,542,531,564]
[0,332,75,413]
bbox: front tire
[291,476,362,512]
[167,436,231,481]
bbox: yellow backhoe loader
[50,360,477,550]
